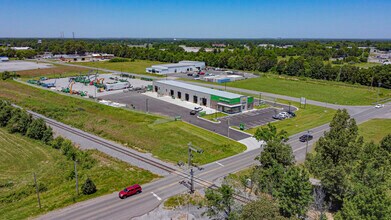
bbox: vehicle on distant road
[119,184,142,199]
[375,104,384,109]
[190,110,197,115]
[299,134,313,142]
[194,107,203,112]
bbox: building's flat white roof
[155,80,243,99]
[151,63,196,69]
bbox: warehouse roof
[155,80,243,99]
[151,63,196,69]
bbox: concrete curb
[196,116,221,124]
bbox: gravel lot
[0,60,53,72]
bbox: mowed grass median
[77,59,165,76]
[226,74,391,105]
[246,101,336,136]
[0,128,157,219]
[0,80,245,164]
[358,118,391,143]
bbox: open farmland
[226,74,391,105]
[0,128,157,219]
[77,60,166,76]
[0,80,246,164]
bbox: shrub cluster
[108,57,129,62]
[0,100,53,143]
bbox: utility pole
[146,98,149,113]
[377,82,382,103]
[179,143,203,194]
[33,173,41,209]
[74,160,79,196]
[259,92,262,106]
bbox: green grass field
[226,74,391,105]
[246,101,336,136]
[0,80,245,165]
[0,128,157,219]
[77,60,166,77]
[358,119,391,143]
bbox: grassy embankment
[358,119,391,143]
[0,128,157,219]
[77,60,166,77]
[0,80,245,165]
[226,74,391,105]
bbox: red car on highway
[119,184,142,199]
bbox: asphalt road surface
[37,103,391,220]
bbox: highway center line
[215,161,224,167]
[151,192,162,201]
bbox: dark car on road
[119,184,142,199]
[299,134,313,142]
[190,110,197,115]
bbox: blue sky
[1,0,390,38]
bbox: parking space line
[151,192,162,201]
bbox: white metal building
[153,80,254,114]
[146,61,205,75]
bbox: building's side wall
[153,81,211,107]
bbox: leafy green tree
[306,109,363,209]
[82,177,97,195]
[276,166,313,218]
[254,123,288,143]
[0,103,14,127]
[26,118,53,142]
[241,195,286,220]
[6,109,32,135]
[204,184,238,220]
[335,184,391,220]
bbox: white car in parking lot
[375,104,384,109]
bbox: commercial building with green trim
[153,80,253,114]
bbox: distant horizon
[1,0,390,39]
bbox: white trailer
[104,82,130,91]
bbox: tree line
[1,38,390,88]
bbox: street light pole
[74,160,79,196]
[227,118,230,138]
[305,130,310,159]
